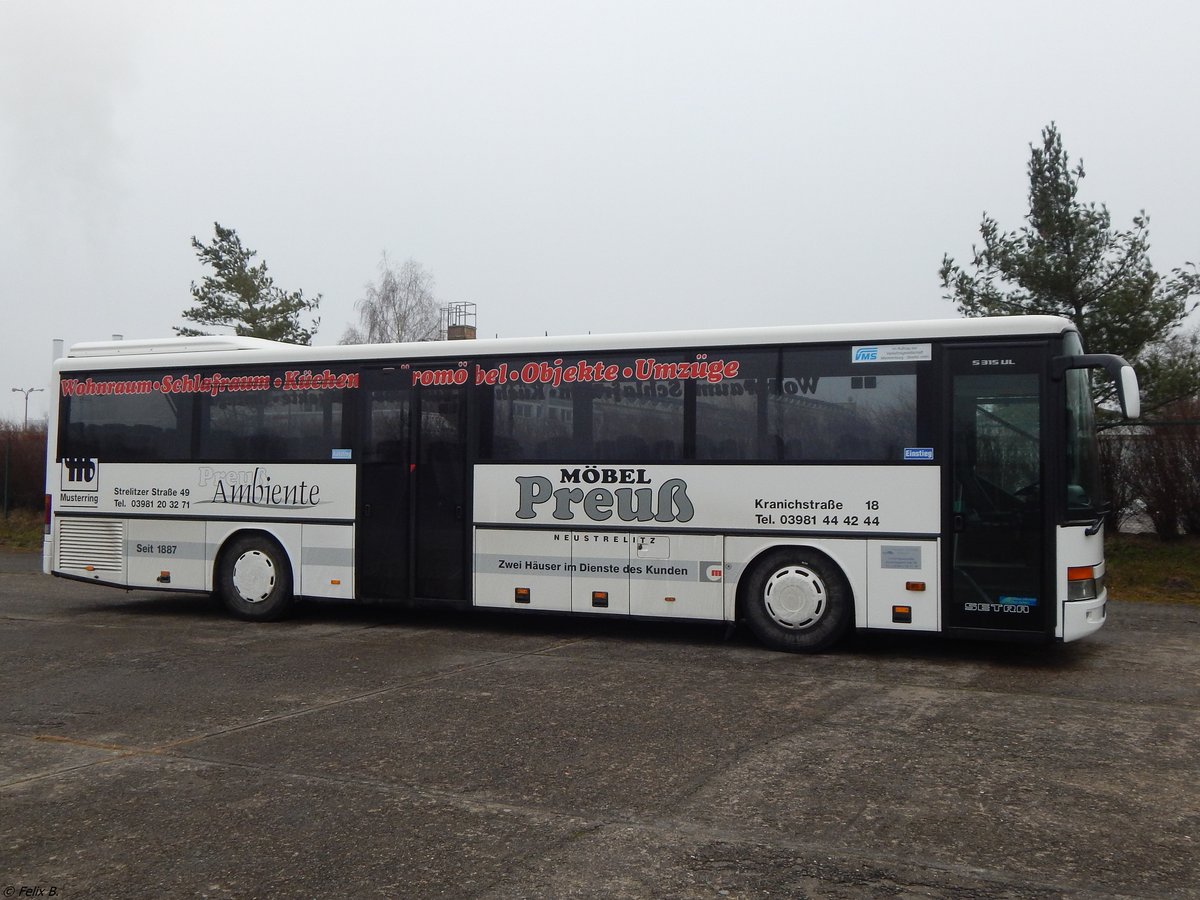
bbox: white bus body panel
[631,533,724,619]
[475,528,574,612]
[1057,524,1107,641]
[55,517,355,600]
[865,539,940,631]
[128,519,207,589]
[61,315,1076,370]
[474,463,941,630]
[473,464,940,538]
[571,532,630,614]
[54,461,355,521]
[722,536,939,631]
[299,524,356,600]
[51,460,356,600]
[474,529,724,619]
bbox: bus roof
[60,315,1078,370]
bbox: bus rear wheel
[218,535,293,621]
[743,549,851,652]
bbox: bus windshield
[1063,333,1104,518]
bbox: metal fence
[1100,418,1200,538]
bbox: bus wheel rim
[232,550,276,603]
[763,565,826,629]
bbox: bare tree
[341,255,440,344]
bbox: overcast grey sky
[2,0,1198,423]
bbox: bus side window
[694,350,773,461]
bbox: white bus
[45,316,1139,652]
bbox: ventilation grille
[57,518,125,572]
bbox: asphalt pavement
[1,547,1198,898]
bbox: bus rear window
[60,375,192,461]
[59,367,352,463]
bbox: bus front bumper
[1061,590,1108,642]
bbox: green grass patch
[0,509,43,552]
[1105,533,1200,605]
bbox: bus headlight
[1067,565,1099,601]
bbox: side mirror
[1119,365,1140,420]
[1053,354,1141,421]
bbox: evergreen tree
[177,222,321,345]
[940,123,1199,412]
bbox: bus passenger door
[410,374,469,603]
[945,347,1050,635]
[358,369,412,599]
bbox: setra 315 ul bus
[45,315,1139,652]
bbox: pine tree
[177,222,321,345]
[940,123,1199,411]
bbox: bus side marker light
[664,596,676,603]
[892,605,913,624]
[157,571,171,584]
[592,591,609,609]
[905,581,926,592]
[84,565,95,572]
[330,579,341,586]
[515,588,531,604]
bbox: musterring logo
[62,458,98,487]
[516,468,694,523]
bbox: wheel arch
[734,542,859,652]
[733,541,860,629]
[211,526,298,594]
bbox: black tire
[742,549,852,652]
[217,534,293,621]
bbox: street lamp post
[11,387,44,430]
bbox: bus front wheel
[218,535,293,621]
[743,549,852,652]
